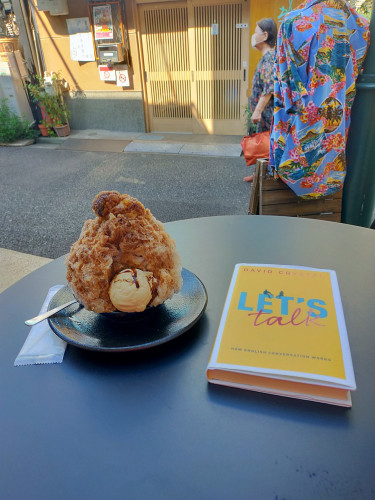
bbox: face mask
[251,34,258,48]
[251,32,266,48]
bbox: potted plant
[49,95,71,137]
[28,74,71,137]
[28,75,54,136]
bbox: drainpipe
[341,1,375,227]
[12,0,42,75]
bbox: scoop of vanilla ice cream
[109,269,154,313]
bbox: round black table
[1,216,375,500]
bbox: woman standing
[244,18,277,182]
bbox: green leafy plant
[40,119,55,136]
[0,99,38,143]
[28,74,71,135]
[243,104,258,135]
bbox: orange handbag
[241,130,270,166]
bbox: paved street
[0,146,253,259]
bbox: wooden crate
[248,159,342,222]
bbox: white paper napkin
[15,285,68,366]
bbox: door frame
[135,0,249,134]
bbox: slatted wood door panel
[139,0,249,135]
[139,3,192,132]
[190,0,249,134]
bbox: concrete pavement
[35,129,244,156]
[0,249,52,293]
[0,131,253,292]
[2,129,374,294]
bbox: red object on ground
[40,106,53,126]
[38,124,49,137]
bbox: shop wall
[31,0,146,131]
[31,0,300,132]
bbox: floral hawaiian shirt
[249,49,275,133]
[269,0,370,199]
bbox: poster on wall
[116,68,130,87]
[66,18,95,61]
[98,65,116,81]
[93,5,114,40]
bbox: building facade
[16,0,296,134]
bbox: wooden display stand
[248,159,342,222]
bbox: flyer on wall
[66,18,95,62]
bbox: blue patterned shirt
[269,0,369,198]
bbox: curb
[36,136,67,145]
[0,139,36,147]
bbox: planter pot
[54,123,70,137]
[40,106,53,126]
[38,124,49,137]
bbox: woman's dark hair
[257,18,277,48]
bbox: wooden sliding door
[139,0,249,134]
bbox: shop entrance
[139,0,249,134]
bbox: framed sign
[88,1,130,65]
[116,68,129,87]
[93,5,113,40]
[98,65,116,81]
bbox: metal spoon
[25,299,78,326]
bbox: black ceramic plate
[47,268,207,352]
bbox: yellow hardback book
[207,264,356,407]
